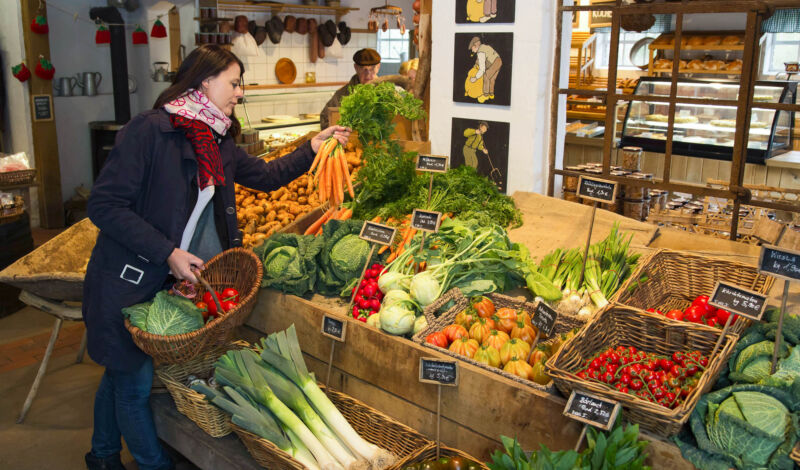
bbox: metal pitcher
[75,72,102,96]
[152,62,169,82]
[53,76,77,97]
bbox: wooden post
[579,202,598,287]
[325,339,336,390]
[435,383,442,459]
[771,280,790,374]
[574,424,588,452]
[547,1,565,197]
[20,0,64,228]
[17,317,62,423]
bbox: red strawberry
[34,57,55,80]
[132,26,148,45]
[30,15,49,34]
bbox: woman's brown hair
[153,44,245,137]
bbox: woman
[82,44,350,470]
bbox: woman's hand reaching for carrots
[311,125,351,152]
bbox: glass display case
[620,77,796,163]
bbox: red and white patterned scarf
[163,89,232,189]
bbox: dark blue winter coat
[82,108,314,371]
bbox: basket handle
[192,269,224,314]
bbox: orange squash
[448,337,479,358]
[471,296,495,319]
[494,308,517,334]
[529,361,550,385]
[503,357,533,380]
[473,344,501,368]
[481,329,510,351]
[528,346,549,367]
[468,318,493,344]
[511,320,538,345]
[442,324,469,343]
[454,308,478,329]
[516,310,533,328]
[499,338,531,366]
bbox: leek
[260,326,396,469]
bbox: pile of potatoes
[236,138,364,248]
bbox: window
[376,28,410,63]
[595,31,658,69]
[762,33,800,74]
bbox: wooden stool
[16,290,87,424]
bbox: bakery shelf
[652,68,741,75]
[649,44,745,51]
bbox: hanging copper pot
[382,18,389,32]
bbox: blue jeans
[90,357,172,470]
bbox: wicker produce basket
[155,341,249,437]
[388,443,488,470]
[0,168,36,186]
[232,385,432,469]
[545,303,737,438]
[125,248,263,364]
[412,288,586,394]
[616,249,774,335]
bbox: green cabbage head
[264,246,302,279]
[330,234,369,280]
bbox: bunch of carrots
[310,137,355,208]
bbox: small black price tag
[321,315,347,342]
[577,176,618,203]
[563,390,621,431]
[418,358,458,386]
[31,94,53,122]
[532,301,559,338]
[709,282,768,321]
[411,209,442,233]
[416,154,449,173]
[759,245,800,282]
[359,221,397,246]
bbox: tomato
[449,338,480,358]
[630,379,643,391]
[692,295,715,315]
[589,369,601,380]
[494,308,518,334]
[608,353,620,365]
[665,309,684,321]
[653,387,666,399]
[482,329,510,351]
[683,305,704,323]
[468,319,493,344]
[442,324,469,343]
[206,299,218,316]
[454,308,478,330]
[715,308,732,325]
[577,371,588,379]
[499,338,531,366]
[220,300,237,313]
[202,291,222,306]
[221,287,239,303]
[620,373,632,385]
[646,308,662,315]
[659,359,674,371]
[503,357,533,380]
[470,296,495,319]
[686,365,699,376]
[425,331,449,348]
[706,317,719,328]
[510,320,537,345]
[590,358,602,370]
[368,298,381,310]
[195,301,208,312]
[699,356,709,367]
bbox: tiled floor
[0,322,85,374]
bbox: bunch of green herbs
[339,81,426,145]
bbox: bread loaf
[703,60,725,71]
[722,35,740,45]
[688,36,704,47]
[703,35,722,46]
[687,59,704,70]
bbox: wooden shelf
[652,68,742,75]
[217,1,359,19]
[244,81,346,90]
[650,44,744,51]
[193,17,234,22]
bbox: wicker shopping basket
[125,248,263,364]
[233,385,431,469]
[155,341,249,437]
[412,289,586,394]
[388,443,488,470]
[545,303,737,438]
[616,249,774,335]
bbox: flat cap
[468,36,481,49]
[353,48,381,66]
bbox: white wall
[429,1,567,195]
[1,1,37,225]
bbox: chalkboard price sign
[359,221,397,246]
[31,94,53,122]
[577,176,618,203]
[532,301,558,338]
[411,209,442,233]
[418,358,458,386]
[321,315,347,342]
[759,245,800,282]
[416,155,449,173]
[709,282,768,321]
[563,390,621,431]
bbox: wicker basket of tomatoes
[412,288,584,394]
[125,248,263,364]
[616,249,774,335]
[545,303,737,437]
[389,443,488,470]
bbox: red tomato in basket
[222,287,240,303]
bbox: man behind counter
[320,48,381,128]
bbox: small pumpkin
[529,361,551,385]
[442,324,469,343]
[448,337,479,358]
[494,308,517,334]
[473,344,501,368]
[511,320,538,345]
[528,346,549,367]
[481,329,510,351]
[516,310,533,328]
[499,338,531,366]
[470,296,495,319]
[425,331,448,349]
[503,357,533,380]
[468,318,493,344]
[454,307,478,329]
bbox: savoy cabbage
[122,290,205,336]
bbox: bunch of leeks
[193,325,395,470]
